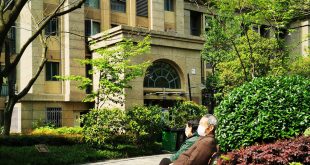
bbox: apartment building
[1,0,308,133]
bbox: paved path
[82,154,171,165]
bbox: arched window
[144,61,181,89]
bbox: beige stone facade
[90,26,205,110]
[1,0,305,132]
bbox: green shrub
[0,135,82,146]
[32,126,82,135]
[304,127,310,137]
[168,101,208,128]
[215,76,310,152]
[289,56,310,78]
[125,106,164,144]
[81,108,126,146]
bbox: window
[46,62,59,81]
[278,28,287,39]
[111,24,119,28]
[45,18,58,36]
[164,0,173,11]
[259,25,270,38]
[190,11,202,36]
[85,0,100,8]
[85,59,93,94]
[46,108,62,127]
[144,61,181,89]
[136,0,148,17]
[85,20,100,36]
[111,0,126,13]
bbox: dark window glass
[144,61,181,89]
[136,0,148,17]
[46,108,62,127]
[46,62,59,81]
[111,0,126,13]
[190,11,202,36]
[45,18,58,36]
[164,0,173,11]
[85,20,101,36]
[111,24,119,28]
[7,24,16,54]
[85,62,93,94]
[278,28,288,39]
[85,0,100,8]
[260,25,270,38]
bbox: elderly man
[171,114,218,165]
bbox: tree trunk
[2,99,16,136]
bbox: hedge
[215,76,310,151]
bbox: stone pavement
[82,154,171,165]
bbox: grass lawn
[0,141,163,165]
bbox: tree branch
[0,0,29,49]
[55,0,85,17]
[0,0,85,77]
[0,0,5,13]
[17,46,47,100]
[232,40,248,81]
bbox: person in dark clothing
[159,120,199,165]
[160,114,218,165]
[173,114,218,165]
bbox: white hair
[204,114,218,128]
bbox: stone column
[175,0,184,34]
[150,0,164,31]
[102,0,111,30]
[63,0,85,101]
[128,0,136,27]
[301,20,309,56]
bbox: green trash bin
[162,130,177,152]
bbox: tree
[0,0,86,136]
[200,0,310,107]
[60,36,151,109]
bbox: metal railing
[46,108,62,127]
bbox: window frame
[85,19,101,36]
[136,0,148,17]
[190,11,202,36]
[111,0,126,13]
[45,61,60,81]
[45,18,58,36]
[164,0,174,11]
[85,0,100,9]
[46,107,62,127]
[144,61,181,89]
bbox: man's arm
[174,138,215,165]
[170,139,196,161]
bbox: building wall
[20,101,89,132]
[8,0,89,132]
[286,20,310,59]
[90,26,204,110]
